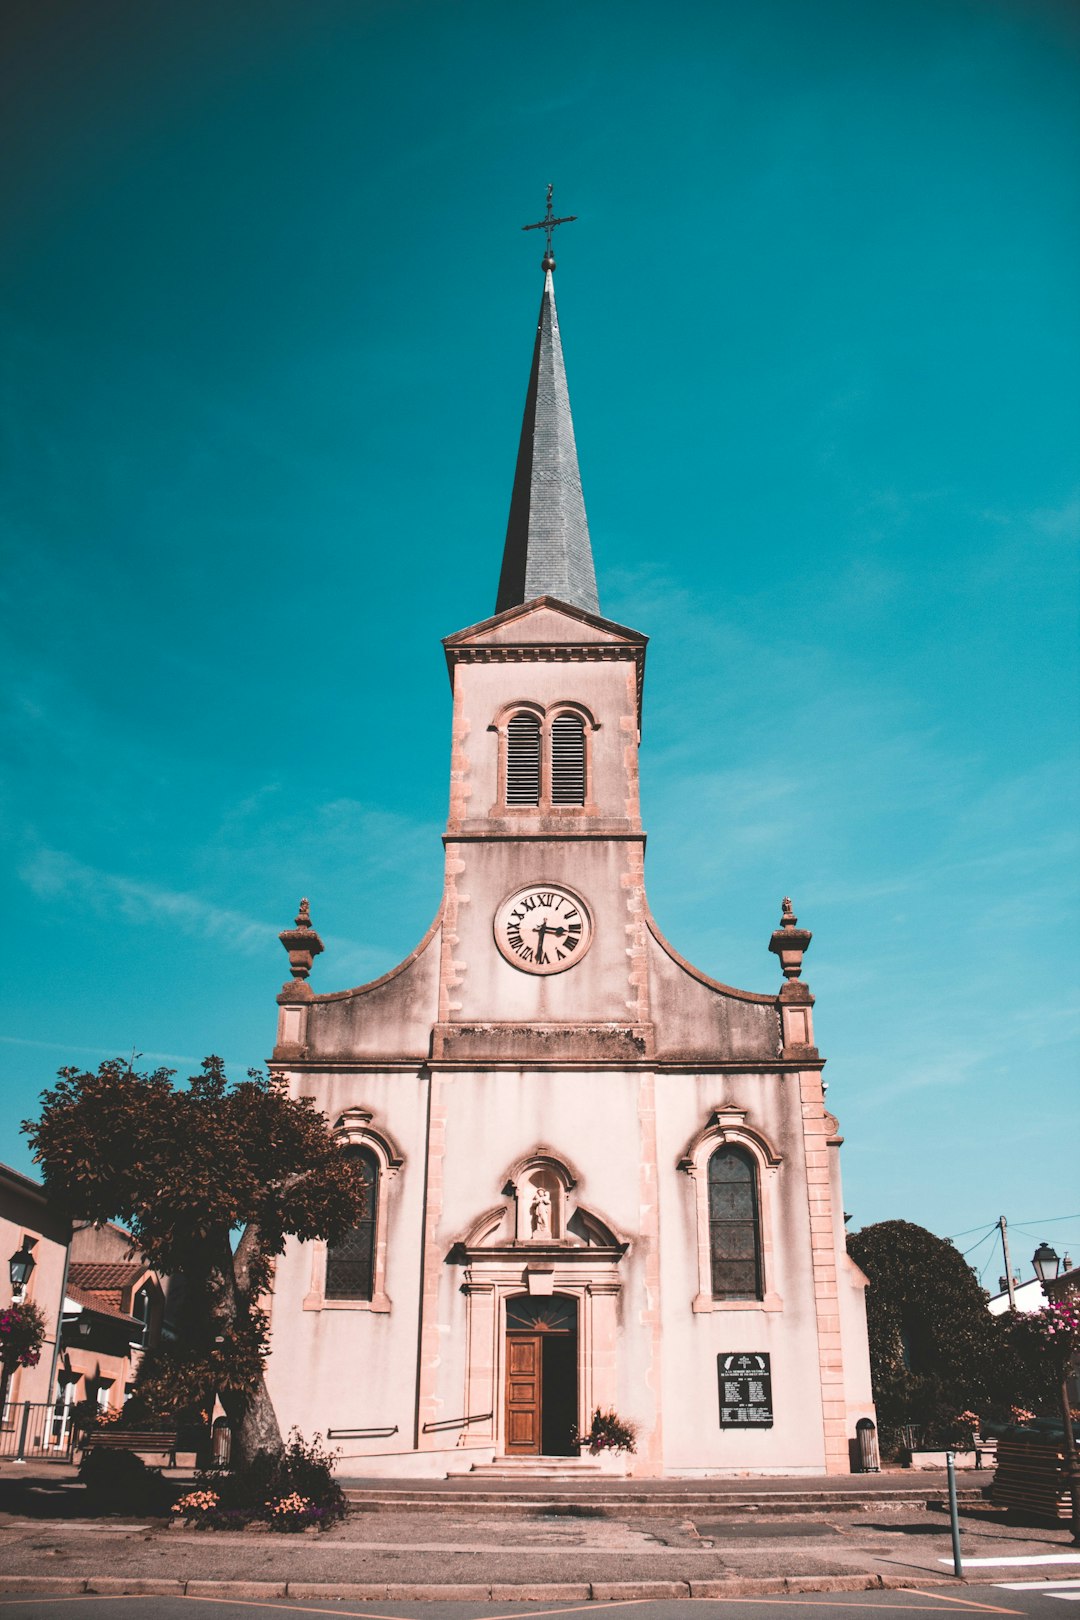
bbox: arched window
[326,1147,378,1301]
[708,1145,762,1300]
[506,711,541,805]
[550,713,586,805]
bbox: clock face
[494,884,593,975]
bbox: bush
[178,1430,347,1532]
[846,1220,1009,1436]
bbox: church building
[264,216,875,1477]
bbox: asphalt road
[0,1580,1078,1618]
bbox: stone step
[344,1484,988,1517]
[467,1456,606,1477]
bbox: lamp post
[1032,1243,1080,1545]
[8,1243,35,1300]
[1,1243,38,1432]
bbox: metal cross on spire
[522,183,577,271]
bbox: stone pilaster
[415,1071,447,1448]
[635,1069,663,1475]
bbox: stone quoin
[263,217,876,1477]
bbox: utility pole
[999,1215,1017,1308]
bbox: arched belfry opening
[505,1293,578,1456]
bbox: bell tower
[434,240,652,1060]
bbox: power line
[961,1227,998,1261]
[948,1213,1079,1241]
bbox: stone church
[264,235,875,1477]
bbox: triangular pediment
[445,595,647,652]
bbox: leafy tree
[847,1219,1006,1441]
[24,1057,364,1466]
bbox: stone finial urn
[278,897,324,983]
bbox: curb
[0,1572,962,1601]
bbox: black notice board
[718,1352,773,1427]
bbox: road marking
[943,1559,1080,1569]
[688,1601,1019,1613]
[997,1582,1080,1591]
[179,1599,647,1617]
[894,1594,1021,1615]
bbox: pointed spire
[495,265,600,616]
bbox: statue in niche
[530,1186,552,1238]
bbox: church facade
[263,244,875,1478]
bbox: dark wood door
[505,1334,542,1453]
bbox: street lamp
[1031,1243,1080,1546]
[8,1242,35,1297]
[1,1242,38,1435]
[1033,1242,1061,1285]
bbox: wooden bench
[80,1429,178,1467]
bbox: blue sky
[2,0,1078,1282]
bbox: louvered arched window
[708,1145,762,1300]
[326,1147,378,1301]
[550,713,586,805]
[506,711,542,805]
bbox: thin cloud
[18,847,274,953]
[0,1035,199,1064]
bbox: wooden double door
[504,1294,578,1456]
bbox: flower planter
[578,1443,631,1475]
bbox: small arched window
[506,711,541,805]
[326,1147,378,1301]
[708,1145,762,1300]
[550,713,586,805]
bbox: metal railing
[421,1412,493,1435]
[0,1403,76,1463]
[327,1424,399,1440]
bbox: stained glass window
[708,1145,761,1300]
[326,1147,378,1301]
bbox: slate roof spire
[495,203,599,617]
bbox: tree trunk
[210,1227,283,1469]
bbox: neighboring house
[0,1162,70,1426]
[56,1223,166,1429]
[1,1165,169,1456]
[987,1277,1055,1317]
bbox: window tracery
[708,1145,761,1300]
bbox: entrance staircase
[342,1468,991,1518]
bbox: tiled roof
[65,1283,139,1325]
[67,1261,145,1290]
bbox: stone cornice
[447,643,638,663]
[268,1056,823,1075]
[444,640,645,721]
[443,828,646,844]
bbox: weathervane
[522,183,577,271]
